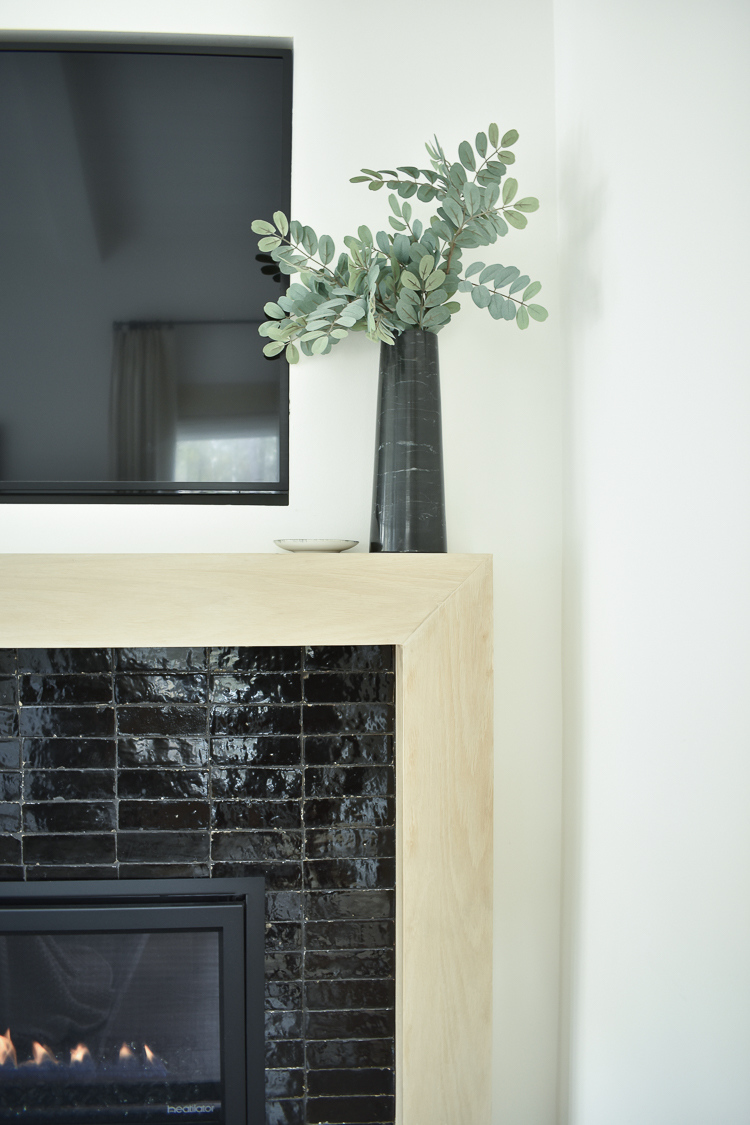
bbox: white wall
[0,2,564,1123]
[555,0,750,1121]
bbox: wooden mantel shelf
[0,553,493,1125]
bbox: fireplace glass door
[0,901,252,1125]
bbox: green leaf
[417,183,436,202]
[285,343,299,364]
[258,236,282,252]
[488,122,499,148]
[311,335,329,354]
[449,162,467,187]
[502,178,518,205]
[496,265,520,287]
[475,131,488,158]
[290,220,303,243]
[445,301,461,314]
[465,261,485,278]
[300,330,324,341]
[419,254,434,279]
[488,293,504,320]
[402,202,412,224]
[458,140,476,171]
[494,215,509,237]
[396,296,418,324]
[422,305,451,328]
[502,298,516,321]
[389,194,402,217]
[349,176,371,183]
[443,197,463,227]
[472,285,491,309]
[389,217,406,231]
[509,274,530,295]
[514,197,540,212]
[425,287,447,308]
[264,301,285,319]
[397,166,420,178]
[302,226,318,255]
[330,328,349,338]
[424,269,446,292]
[505,210,528,229]
[273,211,289,236]
[358,225,373,245]
[501,129,519,147]
[401,271,421,290]
[516,304,529,329]
[498,150,516,164]
[523,280,542,301]
[368,180,385,190]
[263,340,285,357]
[527,303,548,321]
[464,182,481,216]
[252,219,276,235]
[361,168,383,179]
[399,182,418,198]
[478,265,499,285]
[318,234,335,265]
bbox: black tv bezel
[0,33,292,506]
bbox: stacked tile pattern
[0,645,395,1125]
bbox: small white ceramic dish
[274,539,358,553]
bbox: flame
[31,1042,57,1066]
[0,1030,16,1067]
[143,1044,156,1064]
[70,1044,92,1065]
[119,1043,135,1062]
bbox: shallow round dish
[274,539,358,553]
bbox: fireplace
[0,878,264,1125]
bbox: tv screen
[0,36,291,503]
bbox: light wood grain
[0,552,493,1123]
[399,556,494,1125]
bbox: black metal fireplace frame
[0,877,265,1125]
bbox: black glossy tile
[117,831,210,863]
[265,952,303,981]
[305,1039,393,1069]
[0,773,21,801]
[304,735,393,766]
[265,1070,304,1099]
[212,801,301,831]
[303,705,393,736]
[0,651,15,675]
[305,979,394,1010]
[307,1069,394,1097]
[0,804,21,833]
[210,647,301,673]
[19,706,114,738]
[23,802,116,833]
[0,837,21,864]
[305,890,394,921]
[306,1096,394,1124]
[304,949,394,980]
[211,768,302,801]
[115,674,207,704]
[0,712,18,739]
[266,891,302,922]
[304,1010,394,1040]
[266,980,302,1011]
[24,834,116,866]
[26,865,117,881]
[304,798,394,828]
[210,674,301,705]
[23,771,114,802]
[0,679,15,707]
[118,737,209,767]
[118,801,210,830]
[305,921,394,950]
[211,707,300,738]
[116,648,206,672]
[265,1010,303,1040]
[20,675,112,705]
[303,673,393,705]
[305,768,394,799]
[304,859,395,891]
[117,770,208,799]
[304,646,393,672]
[117,706,206,737]
[265,923,302,950]
[119,863,210,879]
[0,865,23,881]
[0,742,20,769]
[265,1041,304,1068]
[265,1099,303,1125]
[211,737,301,766]
[24,739,115,769]
[305,829,395,859]
[212,863,301,891]
[212,831,302,863]
[17,649,111,673]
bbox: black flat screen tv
[0,34,291,503]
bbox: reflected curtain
[109,325,177,481]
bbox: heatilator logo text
[166,1106,216,1115]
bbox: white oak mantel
[0,553,493,1125]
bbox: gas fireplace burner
[0,879,264,1125]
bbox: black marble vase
[369,329,447,553]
